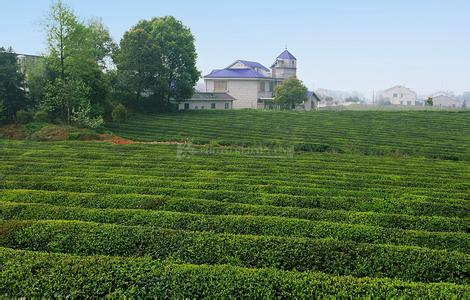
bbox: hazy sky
[1,0,469,96]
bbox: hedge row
[0,182,467,218]
[2,220,468,284]
[162,198,469,233]
[2,247,468,298]
[1,202,468,252]
[1,190,467,233]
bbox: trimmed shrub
[1,202,468,252]
[2,220,468,284]
[1,247,468,298]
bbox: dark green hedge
[1,202,468,252]
[2,220,468,284]
[1,189,466,232]
[1,247,469,298]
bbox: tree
[115,16,200,111]
[345,96,361,103]
[41,78,90,124]
[426,97,433,107]
[40,1,115,124]
[0,47,27,121]
[274,77,308,109]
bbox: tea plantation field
[1,110,470,298]
[107,110,470,161]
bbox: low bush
[2,220,468,284]
[2,247,468,298]
[1,202,468,252]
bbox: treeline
[0,0,199,127]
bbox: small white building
[379,85,417,106]
[431,95,462,108]
[177,92,234,110]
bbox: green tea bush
[1,202,468,252]
[2,247,468,298]
[3,220,468,284]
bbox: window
[224,103,229,109]
[260,81,270,92]
[400,94,404,98]
[393,93,398,98]
[195,106,198,109]
[184,103,189,110]
[400,101,403,105]
[211,103,216,109]
[407,101,412,106]
[214,80,227,92]
[201,106,205,110]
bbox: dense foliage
[274,77,308,109]
[114,16,200,111]
[0,48,27,121]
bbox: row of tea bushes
[2,247,468,298]
[2,220,468,284]
[1,202,468,252]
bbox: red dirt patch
[98,134,135,145]
[0,124,25,139]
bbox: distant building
[193,49,318,110]
[379,85,417,106]
[431,95,461,108]
[177,92,234,110]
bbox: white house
[181,50,319,110]
[431,95,462,108]
[177,92,234,110]
[379,85,417,106]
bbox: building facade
[431,95,462,108]
[177,92,234,110]
[379,85,417,106]
[181,50,318,110]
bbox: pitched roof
[205,68,267,79]
[236,60,270,72]
[277,50,296,60]
[190,92,235,101]
[307,91,321,101]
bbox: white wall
[433,96,461,108]
[380,86,417,105]
[205,79,260,109]
[178,101,232,110]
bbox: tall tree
[40,1,115,123]
[0,47,27,121]
[274,78,308,109]
[115,16,200,111]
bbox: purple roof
[277,50,296,60]
[237,60,270,72]
[205,68,267,79]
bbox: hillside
[107,110,470,161]
[1,111,469,297]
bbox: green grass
[1,110,470,297]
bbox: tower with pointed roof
[271,49,297,80]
